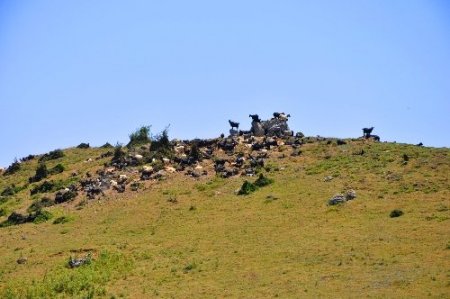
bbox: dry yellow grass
[0,140,449,298]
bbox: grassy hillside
[0,138,449,298]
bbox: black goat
[273,112,290,119]
[362,127,374,137]
[249,114,261,122]
[228,120,239,130]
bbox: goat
[273,112,290,120]
[228,120,239,130]
[249,114,261,122]
[362,127,374,137]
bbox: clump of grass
[390,209,404,218]
[183,262,197,273]
[238,174,273,195]
[254,173,274,187]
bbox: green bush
[28,197,55,213]
[1,184,26,196]
[39,149,65,162]
[29,163,48,183]
[32,210,53,224]
[50,163,65,175]
[3,159,21,176]
[30,181,55,195]
[111,145,126,164]
[254,174,274,187]
[55,191,78,204]
[127,126,151,148]
[238,181,258,195]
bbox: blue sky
[1,1,449,167]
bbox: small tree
[127,126,151,148]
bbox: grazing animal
[249,114,261,122]
[228,120,239,130]
[370,135,380,142]
[362,127,374,137]
[273,112,290,120]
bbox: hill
[0,126,449,298]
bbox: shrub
[28,197,55,213]
[50,163,65,175]
[111,145,126,164]
[55,191,77,204]
[100,142,113,148]
[20,154,36,162]
[3,159,21,175]
[30,180,66,195]
[127,126,151,148]
[32,209,53,224]
[0,208,6,217]
[3,212,29,226]
[189,142,201,162]
[149,128,173,160]
[254,174,274,187]
[1,185,16,197]
[238,181,257,195]
[390,209,404,218]
[39,149,64,162]
[77,143,90,149]
[1,184,25,197]
[29,163,48,183]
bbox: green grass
[0,140,449,298]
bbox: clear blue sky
[1,1,449,167]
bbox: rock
[251,121,265,137]
[328,194,346,205]
[17,257,27,264]
[345,189,356,200]
[324,176,333,182]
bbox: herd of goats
[1,112,389,211]
[61,112,384,201]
